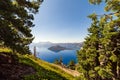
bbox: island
[48,45,72,52]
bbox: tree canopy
[77,0,120,80]
[0,0,43,54]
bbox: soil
[53,64,80,77]
[0,52,36,80]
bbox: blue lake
[35,48,78,65]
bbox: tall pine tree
[0,0,43,54]
[77,13,101,80]
[77,0,120,80]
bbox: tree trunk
[34,46,36,57]
[111,62,117,80]
[117,62,120,79]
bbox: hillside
[0,48,79,80]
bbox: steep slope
[19,54,73,80]
[0,48,76,80]
[19,54,76,80]
[52,64,80,77]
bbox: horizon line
[32,41,84,43]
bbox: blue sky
[32,0,105,43]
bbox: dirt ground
[0,52,36,80]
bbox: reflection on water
[36,48,77,65]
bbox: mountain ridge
[30,42,83,51]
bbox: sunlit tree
[68,60,75,70]
[0,0,43,54]
[77,0,120,79]
[77,13,102,80]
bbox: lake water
[35,47,78,65]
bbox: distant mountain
[55,43,83,50]
[30,42,53,48]
[29,42,83,52]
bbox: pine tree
[77,13,101,80]
[77,0,120,80]
[68,60,75,70]
[59,57,63,65]
[89,0,120,79]
[0,0,43,54]
[98,12,120,80]
[54,58,59,64]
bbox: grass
[0,47,75,80]
[18,54,75,80]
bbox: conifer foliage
[77,0,120,80]
[0,0,43,54]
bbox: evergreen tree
[68,60,75,70]
[59,57,63,65]
[77,13,101,80]
[90,0,120,79]
[54,58,59,64]
[77,0,120,80]
[0,0,43,54]
[98,12,120,80]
